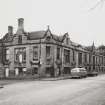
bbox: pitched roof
[71,41,79,47]
[84,46,94,52]
[28,31,46,40]
[52,34,64,42]
[28,30,65,42]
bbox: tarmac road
[0,75,105,105]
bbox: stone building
[0,18,105,78]
[97,45,105,56]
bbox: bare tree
[89,0,105,11]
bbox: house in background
[0,18,105,78]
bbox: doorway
[18,67,23,75]
[46,67,54,77]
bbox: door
[18,67,23,75]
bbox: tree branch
[89,0,105,11]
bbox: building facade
[0,18,105,78]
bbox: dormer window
[18,35,22,44]
[46,36,51,41]
[66,38,69,45]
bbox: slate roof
[28,30,65,42]
[52,34,64,42]
[28,31,46,40]
[85,46,93,51]
[71,41,79,47]
[2,29,68,43]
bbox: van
[71,68,87,78]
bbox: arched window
[18,35,22,44]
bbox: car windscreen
[71,69,79,72]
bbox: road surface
[0,75,105,105]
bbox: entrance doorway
[18,67,23,75]
[64,67,70,74]
[46,67,54,77]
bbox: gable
[62,33,72,46]
[2,33,13,43]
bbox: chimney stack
[18,18,24,30]
[8,26,13,34]
[16,18,24,34]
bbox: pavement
[0,75,72,86]
[0,75,105,105]
[40,75,72,81]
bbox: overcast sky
[0,0,105,46]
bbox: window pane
[6,49,9,60]
[46,46,50,57]
[78,53,82,65]
[33,46,38,60]
[64,49,70,63]
[73,50,75,61]
[84,53,87,63]
[23,48,26,61]
[57,47,60,59]
[18,35,22,43]
[14,48,26,63]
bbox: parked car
[87,71,98,76]
[71,68,87,78]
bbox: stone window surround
[64,49,70,64]
[33,46,39,60]
[14,47,26,63]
